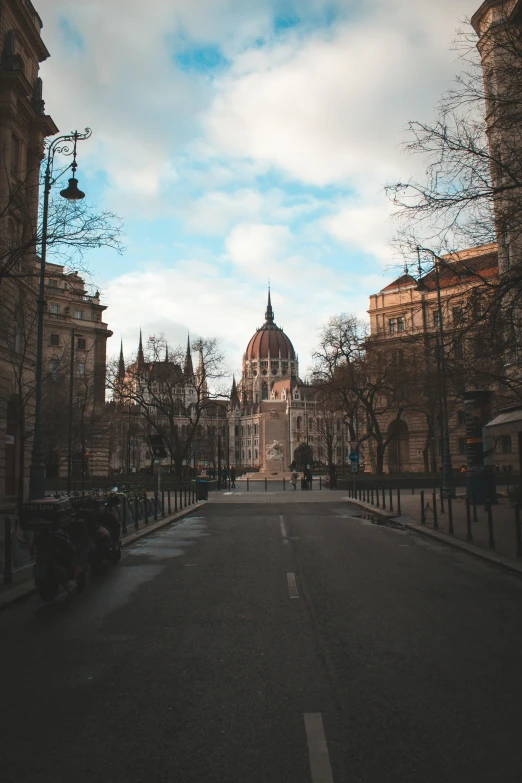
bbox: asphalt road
[1,500,522,783]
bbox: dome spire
[265,285,274,324]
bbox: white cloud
[322,201,395,262]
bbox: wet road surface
[1,500,521,782]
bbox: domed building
[227,291,349,473]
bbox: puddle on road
[127,517,209,560]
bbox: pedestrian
[304,466,312,490]
[230,468,236,489]
[291,470,298,490]
[222,466,228,484]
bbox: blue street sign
[349,452,360,463]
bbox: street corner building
[0,0,58,501]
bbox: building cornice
[4,0,51,62]
[471,0,522,36]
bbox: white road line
[304,713,335,783]
[280,514,289,544]
[287,572,299,598]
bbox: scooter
[78,491,122,575]
[21,498,90,602]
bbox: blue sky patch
[174,44,230,73]
[58,17,84,52]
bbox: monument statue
[266,440,283,463]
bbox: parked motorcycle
[73,490,122,575]
[21,498,90,602]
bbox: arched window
[309,416,313,430]
[296,416,302,430]
[262,382,268,400]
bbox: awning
[485,407,522,436]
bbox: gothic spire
[164,344,169,362]
[118,339,125,379]
[137,328,145,370]
[184,334,194,377]
[265,286,274,324]
[230,374,239,408]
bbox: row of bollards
[346,481,522,559]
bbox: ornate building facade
[0,0,58,500]
[228,293,351,473]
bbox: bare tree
[0,149,125,282]
[108,335,229,478]
[313,314,418,475]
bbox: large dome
[245,293,296,361]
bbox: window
[48,279,57,288]
[10,134,20,175]
[458,438,466,455]
[77,338,86,350]
[454,338,463,359]
[457,411,466,427]
[234,425,239,437]
[397,316,405,333]
[296,416,302,430]
[453,306,462,324]
[262,383,268,400]
[50,303,59,315]
[501,435,512,454]
[388,318,397,334]
[49,358,58,374]
[77,362,85,377]
[433,310,441,328]
[50,333,60,346]
[74,309,84,320]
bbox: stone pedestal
[260,405,288,474]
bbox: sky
[39,0,480,381]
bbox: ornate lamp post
[28,129,92,500]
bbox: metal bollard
[145,493,150,524]
[184,485,188,507]
[382,486,386,510]
[412,487,415,495]
[397,487,401,515]
[168,489,171,515]
[174,487,178,512]
[319,477,322,491]
[472,492,478,523]
[420,490,426,525]
[265,477,268,491]
[486,500,495,549]
[3,517,13,585]
[376,486,380,508]
[134,495,139,530]
[162,490,165,518]
[121,498,128,536]
[247,477,249,492]
[179,487,183,510]
[439,485,445,515]
[371,485,374,505]
[466,498,473,542]
[389,487,393,512]
[515,504,522,558]
[284,477,286,491]
[448,494,454,535]
[432,490,438,530]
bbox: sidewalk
[0,501,207,610]
[346,487,522,575]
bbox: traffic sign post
[349,451,360,463]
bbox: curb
[344,498,522,576]
[0,501,207,611]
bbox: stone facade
[368,243,520,473]
[0,0,57,500]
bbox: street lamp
[28,129,91,500]
[417,247,454,499]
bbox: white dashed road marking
[280,515,288,544]
[287,572,299,598]
[304,713,335,783]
